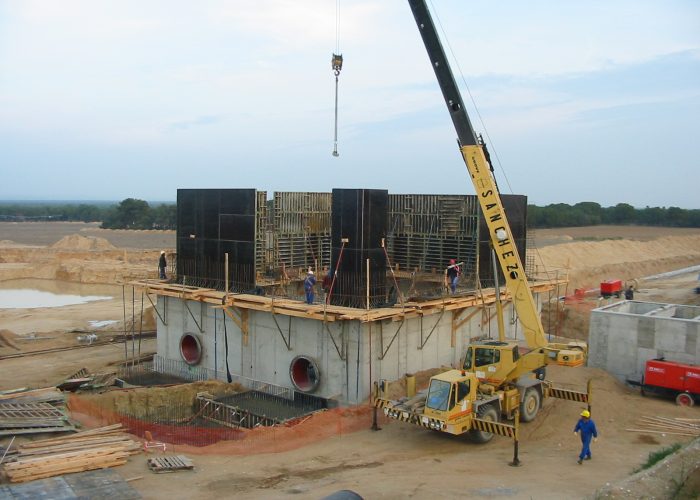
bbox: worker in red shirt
[446,259,461,294]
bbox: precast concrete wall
[588,301,700,384]
[157,296,528,404]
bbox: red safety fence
[68,394,378,455]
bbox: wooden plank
[128,277,565,323]
[626,428,698,437]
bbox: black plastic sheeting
[330,189,388,307]
[177,189,257,291]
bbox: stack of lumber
[1,424,141,483]
[626,416,700,437]
[0,387,74,436]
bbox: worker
[304,270,316,305]
[624,285,634,300]
[322,266,332,295]
[446,259,461,294]
[573,409,598,464]
[158,251,167,280]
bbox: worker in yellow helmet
[574,409,598,464]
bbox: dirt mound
[534,235,700,290]
[0,329,19,350]
[51,234,116,251]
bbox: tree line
[0,199,698,230]
[0,199,176,230]
[527,202,700,228]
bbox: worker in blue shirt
[304,270,316,305]
[573,409,598,464]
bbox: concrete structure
[588,300,700,384]
[143,187,548,405]
[148,287,550,405]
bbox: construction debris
[56,368,116,392]
[0,387,74,436]
[1,424,141,483]
[626,415,700,437]
[147,455,194,473]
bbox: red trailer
[641,359,700,406]
[600,279,623,298]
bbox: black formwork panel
[176,189,257,290]
[330,189,388,308]
[478,194,528,287]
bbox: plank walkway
[130,278,565,323]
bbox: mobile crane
[374,0,590,451]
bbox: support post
[509,409,521,467]
[366,258,370,310]
[225,252,229,302]
[371,381,382,431]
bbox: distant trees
[0,203,108,222]
[101,199,175,230]
[0,199,176,229]
[0,199,697,230]
[528,202,700,228]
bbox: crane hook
[332,53,343,157]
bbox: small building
[588,301,700,384]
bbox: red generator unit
[641,359,700,406]
[600,279,622,298]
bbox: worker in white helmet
[304,270,316,304]
[574,409,598,464]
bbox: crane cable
[331,0,343,157]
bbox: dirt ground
[1,223,699,499]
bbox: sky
[0,1,698,208]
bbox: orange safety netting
[68,394,378,455]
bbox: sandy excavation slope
[534,233,700,292]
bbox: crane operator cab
[463,341,547,385]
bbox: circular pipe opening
[180,333,202,365]
[289,355,320,393]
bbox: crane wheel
[520,387,541,422]
[470,405,499,443]
[676,392,695,407]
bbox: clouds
[0,0,698,207]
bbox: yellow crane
[374,1,591,462]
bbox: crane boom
[408,0,546,349]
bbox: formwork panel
[273,192,332,275]
[331,189,388,308]
[176,188,258,290]
[386,194,479,281]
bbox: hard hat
[308,270,314,275]
[580,410,590,418]
[449,259,456,264]
[160,250,165,255]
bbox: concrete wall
[588,301,700,384]
[156,295,534,404]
